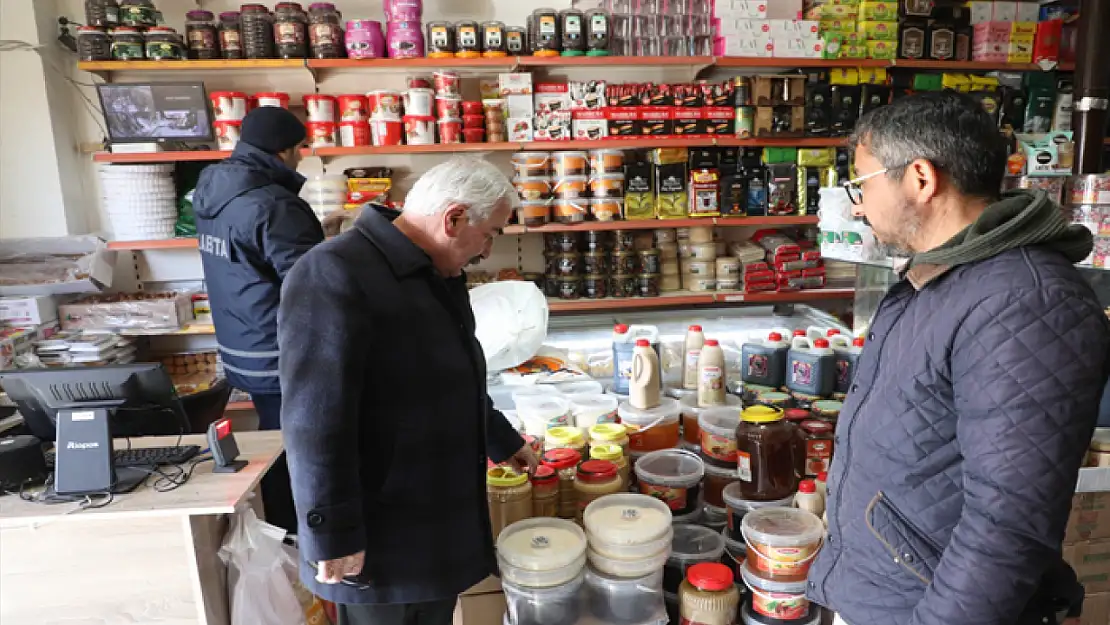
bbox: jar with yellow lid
[487,466,533,540]
[735,405,800,501]
[590,443,629,489]
[680,563,740,625]
[588,423,629,456]
[546,426,588,458]
[573,460,622,524]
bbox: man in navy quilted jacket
[808,91,1110,625]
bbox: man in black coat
[279,157,538,625]
[193,106,323,532]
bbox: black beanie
[239,106,306,154]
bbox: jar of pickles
[487,466,533,540]
[542,448,582,520]
[77,26,111,62]
[185,10,219,59]
[308,2,344,59]
[110,27,145,60]
[240,4,275,59]
[218,12,244,59]
[145,26,184,60]
[532,465,559,517]
[273,2,308,58]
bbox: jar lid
[583,493,672,545]
[487,466,529,487]
[721,482,795,512]
[532,465,557,484]
[589,444,623,462]
[617,397,681,426]
[588,423,627,442]
[541,447,581,470]
[742,405,784,424]
[812,400,843,416]
[633,448,704,488]
[556,380,605,395]
[186,9,216,19]
[553,151,589,158]
[546,426,584,447]
[760,391,792,403]
[800,420,833,434]
[698,406,741,436]
[669,524,725,563]
[741,507,825,549]
[497,517,587,572]
[255,92,290,99]
[739,559,808,595]
[784,408,810,422]
[577,460,618,483]
[686,562,734,592]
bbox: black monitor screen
[97,82,214,143]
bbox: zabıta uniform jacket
[808,190,1110,625]
[193,142,324,394]
[279,204,525,605]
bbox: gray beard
[875,198,924,257]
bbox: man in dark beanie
[193,105,324,534]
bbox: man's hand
[315,551,366,584]
[507,442,539,476]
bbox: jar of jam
[184,10,218,59]
[573,460,621,522]
[590,444,629,489]
[119,0,157,27]
[145,26,184,60]
[487,466,533,540]
[218,12,244,59]
[583,274,608,299]
[541,448,582,520]
[110,27,145,60]
[611,274,636,298]
[638,273,661,297]
[506,26,526,54]
[240,4,276,59]
[612,250,637,274]
[612,229,635,251]
[308,2,343,59]
[638,249,661,274]
[532,465,559,517]
[735,405,800,501]
[800,420,834,477]
[77,26,111,61]
[554,252,581,276]
[274,2,309,59]
[482,21,507,57]
[557,276,581,299]
[85,0,119,29]
[582,251,608,275]
[679,563,740,625]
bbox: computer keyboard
[44,444,201,469]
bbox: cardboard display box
[0,236,115,296]
[1067,491,1110,544]
[1064,540,1110,594]
[453,592,505,625]
[1080,592,1110,625]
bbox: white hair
[404,157,519,224]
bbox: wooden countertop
[0,431,283,527]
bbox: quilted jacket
[808,191,1110,625]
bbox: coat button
[307,512,324,528]
[868,332,875,341]
[808,581,815,590]
[851,384,858,393]
[903,553,915,563]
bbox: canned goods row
[545,273,668,300]
[545,249,662,276]
[544,231,639,253]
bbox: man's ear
[443,203,467,238]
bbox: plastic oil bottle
[740,332,790,389]
[683,324,706,391]
[612,324,660,395]
[697,339,727,407]
[786,336,836,397]
[831,336,865,395]
[629,339,662,410]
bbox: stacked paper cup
[99,164,177,241]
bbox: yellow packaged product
[819,18,856,34]
[942,73,972,93]
[857,20,898,41]
[857,67,887,85]
[796,148,836,168]
[859,1,897,21]
[866,40,896,60]
[829,68,860,86]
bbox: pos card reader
[208,418,247,473]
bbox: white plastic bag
[218,501,307,625]
[470,281,549,372]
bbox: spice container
[739,561,813,622]
[680,563,741,625]
[532,465,560,517]
[634,448,705,516]
[588,422,628,453]
[590,444,629,489]
[240,4,276,59]
[618,397,681,452]
[497,517,588,587]
[488,466,534,540]
[308,2,343,59]
[184,11,218,59]
[545,426,587,458]
[735,405,799,501]
[741,507,824,583]
[721,483,793,544]
[703,462,738,509]
[574,460,622,522]
[85,0,120,29]
[666,525,727,595]
[273,2,309,58]
[503,573,585,625]
[542,448,583,520]
[77,26,112,62]
[218,12,244,59]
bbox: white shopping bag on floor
[218,499,307,625]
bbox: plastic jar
[425,21,454,57]
[255,91,290,108]
[680,563,740,625]
[481,21,507,56]
[553,152,589,177]
[584,493,672,558]
[1091,430,1110,468]
[542,448,582,520]
[513,176,552,202]
[574,460,621,523]
[273,2,308,59]
[811,399,843,422]
[721,529,746,584]
[739,560,812,621]
[240,4,275,59]
[634,448,705,516]
[619,397,681,452]
[110,27,145,60]
[699,406,741,467]
[503,573,584,625]
[532,465,559,518]
[218,12,244,59]
[590,173,625,198]
[517,200,551,227]
[514,394,571,438]
[145,27,184,61]
[721,482,794,544]
[545,426,587,458]
[567,396,617,431]
[740,599,819,625]
[800,419,834,477]
[588,422,628,454]
[185,10,219,59]
[210,91,248,121]
[531,8,562,56]
[77,26,112,62]
[455,20,481,57]
[590,149,625,174]
[304,94,337,122]
[585,566,667,624]
[487,466,533,540]
[506,26,526,54]
[512,152,552,177]
[553,176,589,200]
[680,394,741,446]
[703,462,739,509]
[85,0,120,29]
[735,405,799,501]
[590,198,624,222]
[589,444,629,489]
[665,525,726,595]
[553,199,588,224]
[741,507,824,583]
[497,517,587,588]
[308,2,343,59]
[119,0,157,27]
[345,19,385,59]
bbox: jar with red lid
[532,465,559,518]
[542,448,582,520]
[572,460,621,523]
[800,419,834,477]
[679,562,740,625]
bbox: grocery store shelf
[119,323,215,336]
[892,59,1075,72]
[547,287,855,312]
[715,57,889,68]
[503,215,817,235]
[93,150,231,163]
[226,401,255,411]
[717,137,844,148]
[311,142,519,157]
[107,238,199,250]
[308,57,518,71]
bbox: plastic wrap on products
[584,567,667,625]
[58,290,195,331]
[217,498,306,625]
[816,186,889,264]
[503,572,584,625]
[0,236,116,296]
[501,347,594,386]
[471,281,549,372]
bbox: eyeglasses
[842,168,889,205]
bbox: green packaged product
[624,160,656,220]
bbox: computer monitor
[96,82,214,144]
[0,364,191,495]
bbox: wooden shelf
[226,401,255,411]
[717,137,844,148]
[107,238,199,250]
[519,55,715,68]
[547,288,855,312]
[504,215,817,234]
[93,150,231,163]
[311,142,519,157]
[715,57,890,68]
[892,59,1074,72]
[307,57,517,70]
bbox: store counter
[0,431,283,625]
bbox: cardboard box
[764,0,802,19]
[968,1,994,24]
[572,110,607,140]
[729,0,770,19]
[0,296,58,327]
[991,1,1019,22]
[1080,592,1110,625]
[772,36,825,58]
[462,576,502,596]
[726,34,773,57]
[1067,491,1110,544]
[452,592,504,625]
[1064,540,1110,594]
[1016,2,1041,23]
[1008,36,1035,64]
[497,73,532,96]
[0,236,116,297]
[59,291,194,331]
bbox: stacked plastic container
[663,525,728,622]
[300,174,346,220]
[499,518,588,625]
[433,71,463,144]
[606,0,712,57]
[99,164,177,241]
[384,0,424,58]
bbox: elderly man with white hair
[279,157,538,625]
